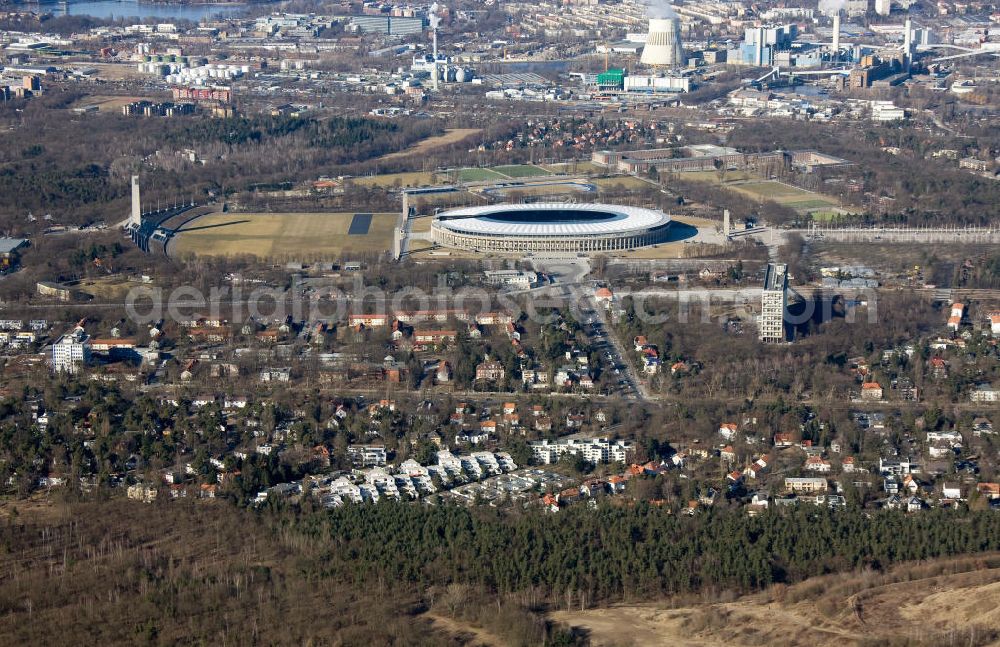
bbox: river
[25,0,247,21]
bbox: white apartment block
[347,445,387,467]
[51,327,91,374]
[528,438,634,465]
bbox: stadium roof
[435,203,669,237]
[0,238,28,254]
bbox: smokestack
[832,13,841,56]
[903,17,912,57]
[130,175,141,227]
[641,17,684,67]
[429,2,441,90]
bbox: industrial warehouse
[430,203,673,254]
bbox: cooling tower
[641,17,684,67]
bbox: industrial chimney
[832,13,841,57]
[130,175,141,228]
[641,17,684,67]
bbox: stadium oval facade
[431,203,672,254]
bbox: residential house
[348,314,388,328]
[970,384,1000,402]
[930,357,948,378]
[718,423,738,441]
[785,477,828,493]
[475,356,505,382]
[804,456,832,473]
[347,445,387,467]
[947,303,964,331]
[972,418,994,436]
[976,483,999,500]
[861,381,883,400]
[773,432,795,447]
[413,330,457,345]
[941,483,962,500]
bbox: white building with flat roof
[483,269,538,290]
[51,327,90,373]
[529,438,633,465]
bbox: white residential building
[871,101,906,122]
[528,438,634,465]
[51,327,91,374]
[347,444,387,467]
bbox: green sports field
[456,168,508,182]
[492,164,553,178]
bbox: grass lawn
[542,161,602,175]
[679,170,755,183]
[592,176,653,191]
[377,128,482,162]
[734,181,814,199]
[493,164,552,178]
[717,180,840,213]
[171,212,397,259]
[456,168,508,182]
[409,215,434,233]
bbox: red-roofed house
[718,423,737,440]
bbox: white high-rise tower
[759,263,788,343]
[130,175,141,227]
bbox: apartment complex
[529,438,634,465]
[759,263,788,343]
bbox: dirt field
[85,63,150,82]
[423,613,505,646]
[350,171,437,188]
[543,161,603,175]
[592,176,656,190]
[377,128,482,162]
[171,211,396,259]
[552,555,1000,647]
[71,95,162,112]
[74,276,149,300]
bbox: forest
[293,502,1000,602]
[0,96,441,231]
[3,497,1000,645]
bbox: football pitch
[170,212,397,259]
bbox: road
[527,257,646,401]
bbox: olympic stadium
[430,203,672,253]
